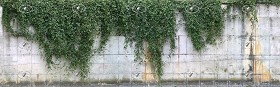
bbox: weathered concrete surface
[0,4,280,86]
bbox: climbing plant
[0,0,176,80]
[259,0,280,6]
[118,0,177,80]
[1,0,279,82]
[1,0,102,78]
[178,0,224,52]
[227,0,257,22]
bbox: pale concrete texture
[1,4,280,86]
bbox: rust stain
[245,13,271,83]
[253,41,271,83]
[143,42,155,82]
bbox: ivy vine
[0,0,176,80]
[1,0,279,82]
[178,0,224,52]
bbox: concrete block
[270,66,280,75]
[17,55,32,65]
[5,36,18,47]
[185,55,201,63]
[0,31,2,38]
[268,56,280,75]
[45,74,61,82]
[17,65,32,77]
[172,62,188,74]
[118,55,134,64]
[257,36,271,56]
[258,18,271,36]
[186,37,199,55]
[3,55,18,66]
[226,56,245,76]
[31,64,47,75]
[131,63,144,75]
[163,35,186,55]
[176,24,187,36]
[173,73,186,81]
[227,60,243,74]
[271,74,280,81]
[253,56,271,76]
[0,6,2,18]
[271,17,280,27]
[0,18,3,34]
[200,74,216,80]
[102,55,119,64]
[162,36,178,55]
[227,36,242,55]
[227,16,243,36]
[223,17,229,36]
[4,75,18,82]
[169,55,188,63]
[0,38,4,54]
[161,73,174,80]
[131,73,143,81]
[118,63,132,74]
[31,74,47,82]
[118,74,131,81]
[200,60,216,73]
[202,45,217,55]
[177,36,187,55]
[212,36,228,55]
[257,4,269,17]
[186,60,201,74]
[2,65,17,75]
[61,72,81,82]
[203,38,227,55]
[278,6,280,17]
[271,27,280,37]
[215,59,229,75]
[31,55,43,64]
[18,38,32,55]
[270,36,280,55]
[102,63,120,74]
[90,63,103,74]
[163,62,175,74]
[88,73,99,82]
[199,55,217,61]
[99,74,118,81]
[228,74,243,81]
[217,74,229,80]
[92,36,100,51]
[5,47,18,55]
[118,36,135,55]
[91,55,104,64]
[176,11,187,36]
[186,72,201,80]
[31,42,41,55]
[186,37,227,55]
[269,5,278,17]
[103,36,119,54]
[271,18,280,36]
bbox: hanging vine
[178,0,224,52]
[1,0,279,82]
[0,0,176,80]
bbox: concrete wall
[0,4,280,85]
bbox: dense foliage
[178,0,224,51]
[1,0,279,82]
[0,0,177,80]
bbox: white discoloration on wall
[0,5,280,84]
